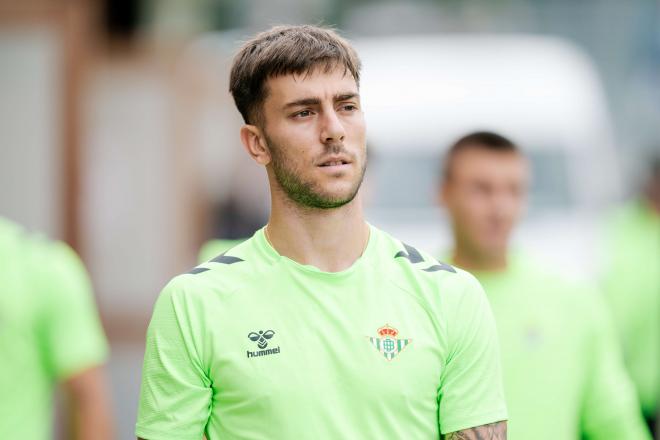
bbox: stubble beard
[265,134,366,210]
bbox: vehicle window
[365,148,571,213]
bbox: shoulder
[0,217,42,261]
[517,253,605,317]
[0,219,95,322]
[0,218,89,287]
[374,227,457,274]
[160,234,268,305]
[371,226,480,302]
[0,216,23,244]
[603,199,656,242]
[198,238,247,264]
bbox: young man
[0,216,112,439]
[136,25,507,439]
[439,131,651,439]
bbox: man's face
[441,147,529,257]
[259,66,367,209]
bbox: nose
[319,108,346,144]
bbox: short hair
[229,25,361,126]
[442,131,521,181]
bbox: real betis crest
[368,324,411,361]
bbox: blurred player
[602,156,660,435]
[439,131,651,439]
[136,25,507,439]
[0,216,112,439]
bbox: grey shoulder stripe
[210,252,244,265]
[394,242,456,274]
[422,263,456,273]
[187,267,210,275]
[394,242,424,264]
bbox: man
[136,25,507,439]
[0,216,112,439]
[439,131,651,439]
[602,157,660,434]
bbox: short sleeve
[136,279,212,440]
[437,272,508,434]
[579,287,652,439]
[38,241,109,380]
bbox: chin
[321,190,358,205]
[484,243,508,258]
[316,185,361,206]
[474,236,504,251]
[318,176,360,193]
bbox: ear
[240,124,271,166]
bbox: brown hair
[229,25,361,126]
[443,131,521,181]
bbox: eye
[340,104,358,112]
[292,109,313,118]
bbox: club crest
[368,324,411,361]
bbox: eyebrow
[283,92,359,109]
[335,92,359,102]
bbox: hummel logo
[248,330,275,349]
[247,330,281,358]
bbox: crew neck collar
[256,223,376,278]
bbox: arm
[444,421,507,439]
[34,241,112,438]
[437,272,508,434]
[578,287,652,439]
[135,279,212,439]
[64,365,113,440]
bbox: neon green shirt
[0,217,109,439]
[458,254,651,440]
[602,200,660,417]
[137,225,507,439]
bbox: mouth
[317,156,352,169]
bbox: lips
[318,156,351,167]
[320,160,348,167]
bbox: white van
[356,34,620,277]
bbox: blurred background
[1,0,659,438]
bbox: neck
[452,238,508,273]
[266,191,369,273]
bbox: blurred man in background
[0,217,113,439]
[439,131,651,439]
[601,156,660,435]
[136,25,507,439]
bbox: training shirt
[456,253,651,440]
[0,217,109,439]
[136,225,507,440]
[602,199,660,418]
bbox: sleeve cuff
[440,407,508,435]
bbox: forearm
[71,399,113,440]
[65,366,114,440]
[444,421,507,439]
